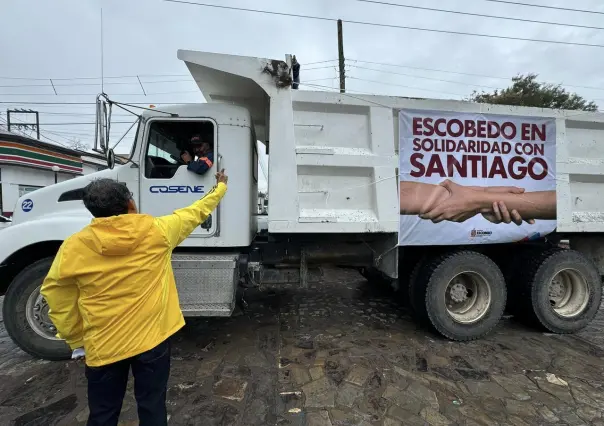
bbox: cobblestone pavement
[2,269,604,425]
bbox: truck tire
[491,245,538,314]
[3,258,71,360]
[408,257,427,319]
[516,249,602,334]
[416,251,507,341]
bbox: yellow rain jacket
[41,182,227,367]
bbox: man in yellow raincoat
[41,169,228,426]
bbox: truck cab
[0,99,265,356]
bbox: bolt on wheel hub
[445,272,492,324]
[449,282,468,303]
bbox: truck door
[139,118,219,238]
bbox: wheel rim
[25,285,60,340]
[445,272,492,324]
[548,269,590,318]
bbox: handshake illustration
[399,180,556,225]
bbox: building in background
[258,191,268,215]
[0,130,107,216]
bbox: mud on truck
[1,50,603,360]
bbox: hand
[181,151,192,164]
[71,347,85,361]
[482,201,536,226]
[420,180,484,223]
[216,169,228,185]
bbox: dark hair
[191,134,213,148]
[83,178,132,218]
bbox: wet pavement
[1,268,604,425]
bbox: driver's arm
[187,152,213,175]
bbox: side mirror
[94,94,112,154]
[107,148,116,170]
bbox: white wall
[0,165,73,215]
[82,163,104,175]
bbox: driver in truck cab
[181,134,214,175]
[40,170,228,426]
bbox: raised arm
[40,243,84,350]
[155,170,228,248]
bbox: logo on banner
[470,229,493,238]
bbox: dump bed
[178,50,604,238]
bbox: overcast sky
[2,0,604,190]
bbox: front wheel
[3,258,71,360]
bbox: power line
[301,82,409,108]
[304,59,338,66]
[350,65,503,90]
[0,63,336,82]
[0,79,196,89]
[350,58,513,80]
[0,101,198,105]
[349,76,467,97]
[0,73,190,82]
[29,122,134,125]
[0,90,201,96]
[1,115,137,126]
[477,0,604,15]
[303,77,338,83]
[0,73,338,88]
[39,129,95,139]
[348,58,604,92]
[163,0,604,49]
[0,110,131,117]
[302,65,339,71]
[353,0,604,30]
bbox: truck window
[144,120,214,179]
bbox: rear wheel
[413,251,507,341]
[3,258,71,360]
[408,257,427,320]
[517,249,602,333]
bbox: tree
[68,138,90,151]
[470,74,598,112]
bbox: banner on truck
[398,109,556,246]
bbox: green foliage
[470,74,598,112]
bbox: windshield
[148,125,180,164]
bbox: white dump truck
[1,50,603,360]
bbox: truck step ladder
[172,253,239,316]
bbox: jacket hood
[79,214,154,256]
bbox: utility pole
[7,109,40,140]
[337,19,345,93]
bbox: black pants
[86,339,171,426]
